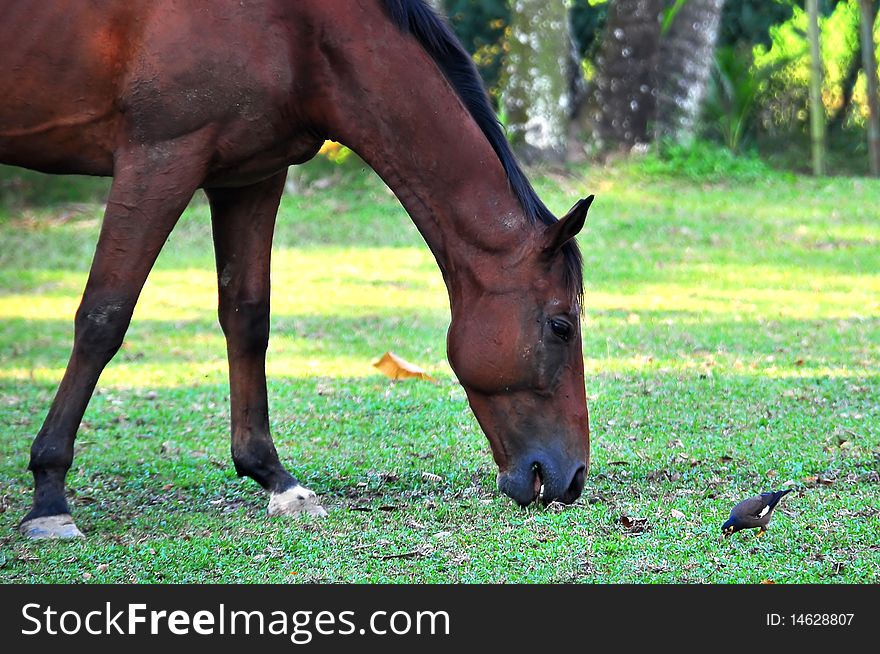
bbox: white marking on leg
[267,484,328,517]
[19,514,84,540]
[219,263,233,288]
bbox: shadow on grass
[1,313,875,376]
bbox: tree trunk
[828,37,862,133]
[503,0,572,163]
[858,0,880,176]
[806,0,826,176]
[587,0,663,152]
[654,0,726,144]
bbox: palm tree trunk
[806,0,826,176]
[859,0,880,176]
[654,0,726,144]
[503,0,572,163]
[588,0,663,152]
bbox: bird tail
[767,488,792,509]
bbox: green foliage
[703,46,802,153]
[569,1,608,60]
[751,1,864,138]
[635,139,786,182]
[719,1,796,49]
[445,0,509,98]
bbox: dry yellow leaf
[372,351,436,382]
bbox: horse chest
[204,130,324,188]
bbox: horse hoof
[20,514,84,540]
[268,485,328,517]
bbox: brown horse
[1,0,592,538]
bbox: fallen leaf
[619,515,648,533]
[670,509,686,520]
[375,549,424,560]
[372,351,436,382]
[421,472,443,483]
[82,572,92,581]
[760,579,776,585]
[96,564,109,573]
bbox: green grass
[0,161,878,583]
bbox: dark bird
[722,489,792,537]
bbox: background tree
[654,0,727,144]
[807,0,826,175]
[587,0,664,152]
[585,0,728,151]
[858,0,880,175]
[503,0,573,162]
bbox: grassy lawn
[0,161,877,583]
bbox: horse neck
[308,2,535,299]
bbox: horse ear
[543,195,594,255]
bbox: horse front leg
[206,173,327,518]
[20,136,212,539]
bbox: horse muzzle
[497,455,587,507]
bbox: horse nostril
[532,462,544,499]
[567,464,586,500]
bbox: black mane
[380,0,584,306]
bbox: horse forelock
[378,0,584,310]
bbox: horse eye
[548,317,573,342]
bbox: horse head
[446,197,593,506]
